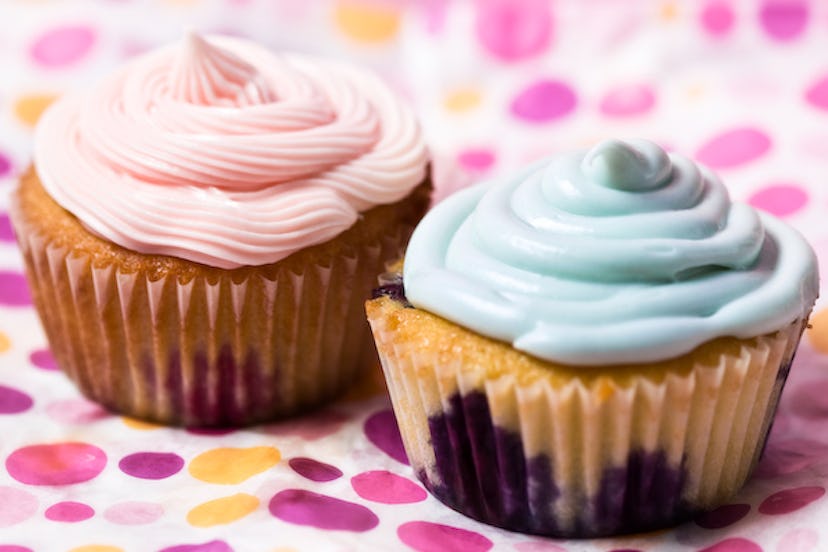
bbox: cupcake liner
[16,218,410,427]
[367,300,806,537]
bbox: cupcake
[366,139,817,537]
[10,32,430,426]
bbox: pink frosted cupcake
[11,33,430,426]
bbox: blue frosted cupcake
[365,139,818,537]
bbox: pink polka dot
[0,272,31,307]
[457,148,496,172]
[29,348,58,371]
[159,541,233,552]
[0,385,33,414]
[103,501,164,525]
[351,470,427,504]
[758,486,825,515]
[44,501,94,522]
[364,409,408,465]
[701,1,736,36]
[0,547,33,552]
[759,0,809,41]
[748,183,808,217]
[268,489,378,532]
[6,442,106,486]
[698,538,763,552]
[776,527,819,552]
[45,398,110,424]
[511,79,577,123]
[695,127,772,169]
[29,25,96,67]
[599,84,656,117]
[754,439,828,478]
[289,457,342,482]
[398,521,493,552]
[804,74,828,111]
[695,503,750,529]
[789,380,828,419]
[475,0,552,61]
[119,452,184,480]
[0,486,38,527]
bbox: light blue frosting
[403,139,819,366]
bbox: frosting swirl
[403,139,818,366]
[34,33,428,268]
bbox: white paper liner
[16,220,411,426]
[368,304,806,536]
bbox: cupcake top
[34,32,428,269]
[403,139,818,366]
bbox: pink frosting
[34,33,428,268]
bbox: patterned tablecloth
[1,1,828,550]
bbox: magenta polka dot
[0,547,33,552]
[759,0,809,41]
[288,457,342,482]
[119,452,184,480]
[0,214,15,242]
[0,385,33,414]
[351,470,427,504]
[268,489,378,532]
[695,127,772,169]
[701,0,735,36]
[0,272,31,307]
[698,538,763,552]
[599,84,656,117]
[45,398,110,425]
[510,79,577,123]
[758,486,825,515]
[103,501,164,525]
[398,521,493,552]
[0,486,38,528]
[804,74,828,111]
[457,148,496,172]
[44,501,94,522]
[6,442,106,485]
[29,348,58,371]
[29,25,96,67]
[475,0,552,62]
[158,541,233,552]
[0,153,11,178]
[186,427,236,436]
[748,183,808,217]
[364,409,408,465]
[695,503,750,529]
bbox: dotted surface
[1,1,828,550]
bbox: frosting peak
[581,139,670,191]
[169,31,276,106]
[34,33,428,268]
[403,140,818,366]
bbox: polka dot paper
[1,0,828,550]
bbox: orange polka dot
[0,332,10,353]
[189,446,280,484]
[121,417,163,431]
[659,1,679,21]
[187,493,259,527]
[68,546,124,552]
[443,88,482,113]
[807,307,828,354]
[334,1,400,44]
[13,93,58,127]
